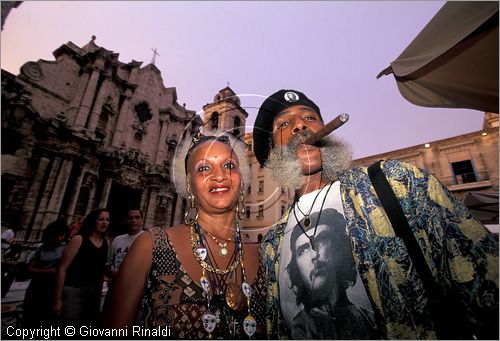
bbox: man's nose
[292,118,308,134]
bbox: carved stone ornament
[21,62,45,81]
[119,170,142,187]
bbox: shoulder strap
[367,160,440,299]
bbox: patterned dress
[137,227,266,339]
[261,160,499,339]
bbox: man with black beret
[254,89,499,340]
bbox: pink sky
[0,1,486,159]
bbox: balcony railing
[438,171,491,187]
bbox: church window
[257,205,264,218]
[211,113,219,130]
[134,101,153,122]
[233,116,241,136]
[451,160,477,184]
[1,128,21,155]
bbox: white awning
[378,2,499,113]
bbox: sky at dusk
[1,1,486,159]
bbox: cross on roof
[151,48,160,65]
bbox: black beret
[252,89,322,166]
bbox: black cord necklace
[293,183,324,228]
[293,182,334,251]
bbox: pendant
[196,246,207,260]
[303,216,311,227]
[200,276,210,292]
[243,315,257,337]
[225,282,246,312]
[219,247,228,257]
[202,310,217,334]
[242,282,252,298]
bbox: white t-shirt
[108,231,143,272]
[278,181,378,339]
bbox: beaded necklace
[190,220,256,338]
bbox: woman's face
[95,211,110,234]
[187,140,241,214]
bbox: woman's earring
[236,190,245,216]
[184,193,199,225]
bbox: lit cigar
[303,113,350,145]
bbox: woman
[22,220,67,328]
[103,131,266,338]
[54,208,110,327]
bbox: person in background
[54,208,110,327]
[22,220,67,328]
[69,215,83,240]
[106,208,144,282]
[253,89,499,339]
[1,225,19,298]
[102,131,266,339]
[1,225,16,256]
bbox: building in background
[352,113,498,198]
[1,37,202,243]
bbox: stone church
[1,37,249,243]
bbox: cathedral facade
[1,37,203,242]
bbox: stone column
[111,89,132,147]
[87,77,110,133]
[144,187,158,229]
[41,159,74,227]
[154,116,169,164]
[31,157,62,232]
[74,68,101,130]
[165,195,174,227]
[65,166,86,219]
[85,182,97,216]
[99,177,113,208]
[173,196,186,226]
[140,188,149,220]
[67,71,90,122]
[18,157,51,240]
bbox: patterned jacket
[261,160,499,339]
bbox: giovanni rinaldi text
[5,325,172,339]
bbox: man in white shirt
[107,209,143,280]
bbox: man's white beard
[266,132,352,193]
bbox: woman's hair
[172,129,251,199]
[78,208,110,237]
[42,219,68,245]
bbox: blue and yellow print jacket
[261,160,499,339]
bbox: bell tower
[202,86,248,139]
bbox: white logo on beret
[284,91,299,103]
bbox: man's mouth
[296,143,317,152]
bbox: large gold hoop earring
[184,193,199,225]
